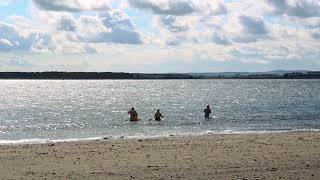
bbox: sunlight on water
[0,79,319,143]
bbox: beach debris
[147,165,160,170]
[48,143,55,146]
[36,152,48,157]
[25,171,35,176]
[267,167,278,172]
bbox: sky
[0,0,319,73]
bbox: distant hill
[190,70,310,77]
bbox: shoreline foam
[1,128,320,145]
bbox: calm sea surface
[0,79,319,144]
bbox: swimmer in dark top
[154,109,164,121]
[204,105,211,118]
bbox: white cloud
[239,16,268,35]
[34,7,143,45]
[33,0,109,12]
[128,0,227,16]
[128,0,195,15]
[311,32,320,39]
[267,0,320,18]
[144,0,274,46]
[57,15,77,32]
[212,31,231,45]
[158,15,189,33]
[8,16,33,29]
[73,10,143,44]
[0,38,13,51]
[0,0,320,72]
[302,17,320,28]
[0,22,56,52]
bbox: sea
[0,79,319,144]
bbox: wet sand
[0,132,320,179]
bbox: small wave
[0,128,319,145]
[0,138,46,145]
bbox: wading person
[128,107,139,122]
[154,109,164,121]
[203,105,211,119]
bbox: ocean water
[0,79,319,144]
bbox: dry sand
[0,132,320,179]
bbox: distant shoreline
[0,71,319,79]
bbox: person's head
[131,107,134,110]
[157,109,160,112]
[207,105,210,109]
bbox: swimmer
[154,109,164,121]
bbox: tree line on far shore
[0,72,195,79]
[0,71,319,79]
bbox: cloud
[77,10,142,44]
[56,15,77,31]
[128,0,227,16]
[147,1,228,46]
[34,8,142,47]
[212,31,231,45]
[1,0,320,73]
[267,0,320,18]
[159,15,189,33]
[311,32,320,39]
[100,11,142,44]
[300,17,320,28]
[127,0,195,15]
[33,0,109,12]
[165,35,186,46]
[8,16,33,29]
[225,15,269,43]
[239,16,268,35]
[0,22,56,52]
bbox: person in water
[204,105,212,118]
[154,109,164,121]
[128,107,139,121]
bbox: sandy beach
[0,132,319,179]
